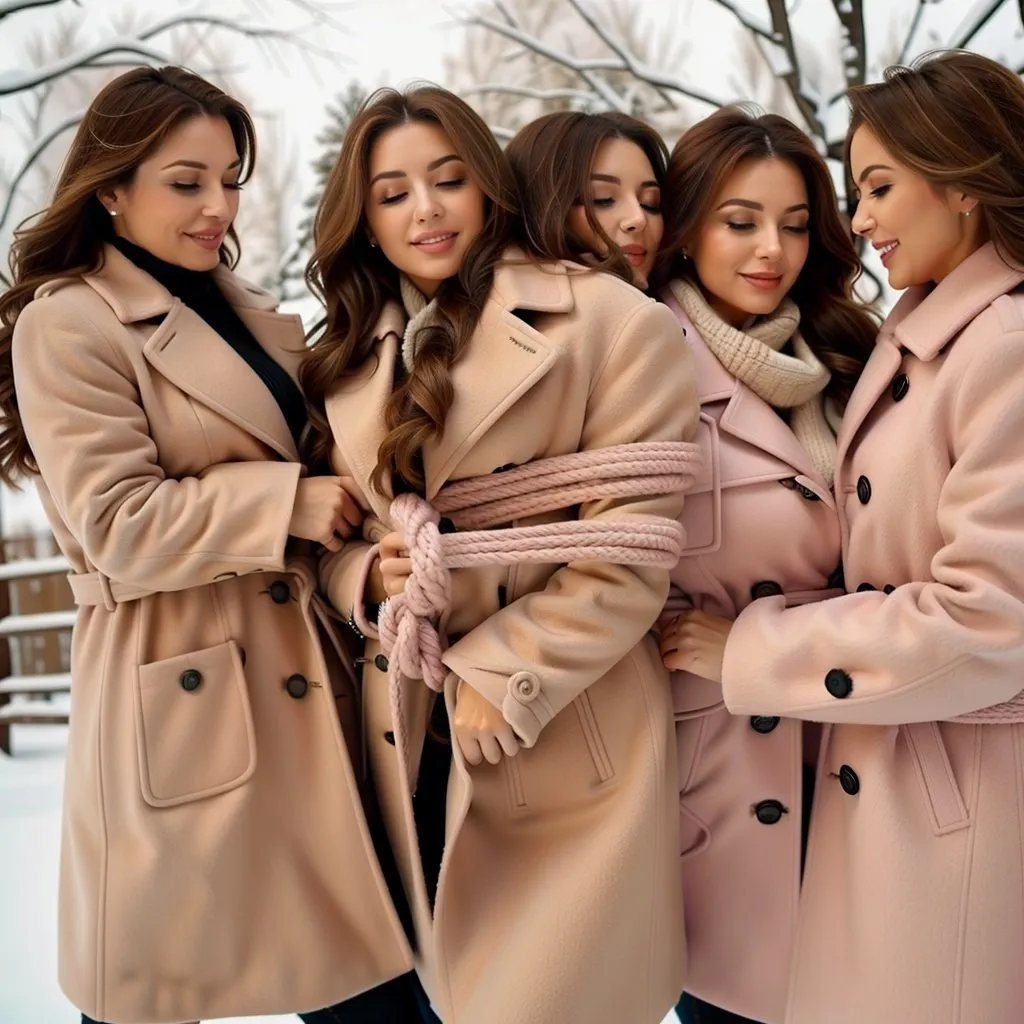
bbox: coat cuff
[721,594,788,714]
[440,651,553,748]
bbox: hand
[288,476,363,552]
[378,531,412,597]
[453,679,519,766]
[659,610,733,683]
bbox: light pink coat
[663,288,841,1023]
[723,242,1024,1024]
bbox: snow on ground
[0,725,679,1024]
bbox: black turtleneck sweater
[112,236,307,447]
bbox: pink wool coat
[320,258,697,1024]
[723,242,1024,1024]
[662,288,841,1023]
[11,246,413,1024]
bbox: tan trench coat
[11,245,412,1024]
[663,288,842,1023]
[722,242,1024,1024]
[320,258,698,1024]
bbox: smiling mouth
[412,232,457,248]
[186,231,224,247]
[876,240,899,264]
[741,273,783,289]
[620,244,647,266]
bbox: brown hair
[659,106,877,411]
[846,50,1024,268]
[504,111,668,284]
[0,65,257,486]
[302,85,518,492]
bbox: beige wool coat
[320,257,698,1024]
[663,289,842,1024]
[11,245,412,1024]
[722,242,1024,1024]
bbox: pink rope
[356,440,701,731]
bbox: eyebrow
[369,153,462,186]
[591,173,660,189]
[161,158,242,171]
[715,198,809,214]
[856,163,895,184]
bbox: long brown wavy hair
[504,110,668,284]
[846,50,1024,270]
[657,106,877,411]
[0,65,256,486]
[301,86,518,492]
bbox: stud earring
[961,209,973,218]
[109,209,118,217]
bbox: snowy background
[2,1,1022,1020]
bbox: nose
[756,227,782,261]
[413,184,442,222]
[850,197,873,237]
[202,185,231,221]
[621,198,646,233]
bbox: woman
[0,66,417,1024]
[663,52,1024,1024]
[305,86,699,1024]
[504,110,668,291]
[653,107,876,1024]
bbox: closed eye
[380,192,407,205]
[726,221,755,231]
[870,184,892,199]
[437,178,466,189]
[642,203,662,214]
[784,225,809,234]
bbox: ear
[950,190,979,217]
[96,186,122,216]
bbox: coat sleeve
[722,327,1024,724]
[12,293,301,591]
[320,541,375,623]
[441,300,698,746]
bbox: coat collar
[886,241,1024,360]
[38,243,282,323]
[42,244,303,462]
[331,254,573,515]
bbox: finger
[380,532,405,559]
[496,726,519,758]
[478,733,503,765]
[663,650,688,671]
[458,733,483,766]
[380,557,412,579]
[321,533,344,553]
[338,492,363,529]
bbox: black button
[438,517,456,535]
[750,580,784,600]
[883,584,896,594]
[269,581,291,604]
[180,669,202,692]
[838,764,860,795]
[825,668,853,699]
[374,654,389,672]
[891,373,910,402]
[798,485,821,502]
[856,475,872,504]
[754,799,787,825]
[827,566,845,590]
[750,715,780,734]
[285,674,309,699]
[384,730,396,746]
[856,582,876,592]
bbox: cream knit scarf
[398,276,438,371]
[669,278,837,483]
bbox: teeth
[879,242,898,255]
[415,234,453,244]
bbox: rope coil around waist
[353,440,702,700]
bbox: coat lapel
[83,245,303,462]
[421,258,570,499]
[324,319,401,524]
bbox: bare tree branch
[764,0,824,140]
[831,0,866,92]
[899,0,930,64]
[463,82,599,104]
[705,0,775,43]
[950,0,1010,49]
[0,112,79,233]
[0,0,74,23]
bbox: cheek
[649,217,665,249]
[786,235,810,276]
[568,206,598,248]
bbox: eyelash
[380,178,467,206]
[869,184,892,199]
[593,198,662,214]
[726,222,808,235]
[171,183,243,192]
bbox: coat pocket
[903,722,970,835]
[134,640,256,808]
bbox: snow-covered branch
[899,0,930,64]
[462,82,600,104]
[950,0,1010,49]
[0,113,79,234]
[705,0,774,43]
[0,0,72,23]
